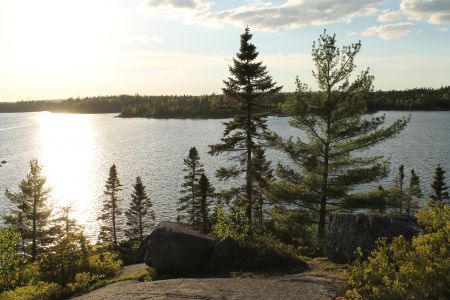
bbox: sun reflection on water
[37,113,98,234]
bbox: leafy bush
[67,272,103,294]
[345,204,450,299]
[0,228,22,291]
[0,281,64,300]
[213,203,250,242]
[88,250,122,278]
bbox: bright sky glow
[0,0,449,101]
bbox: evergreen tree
[268,31,409,239]
[430,164,449,205]
[252,146,273,223]
[198,173,214,234]
[406,169,421,215]
[209,27,281,228]
[396,165,405,190]
[98,164,123,246]
[3,159,52,261]
[177,147,204,225]
[40,206,82,285]
[125,177,155,246]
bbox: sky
[0,0,449,101]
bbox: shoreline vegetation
[0,86,449,118]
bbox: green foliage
[88,251,122,278]
[264,207,320,257]
[268,31,409,238]
[0,281,64,300]
[209,27,281,228]
[406,169,421,215]
[3,159,52,261]
[430,164,449,205]
[125,176,155,247]
[198,173,214,234]
[177,147,204,225]
[0,228,23,291]
[213,203,250,242]
[67,272,102,294]
[345,204,450,299]
[98,164,123,246]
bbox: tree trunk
[32,192,37,261]
[246,98,253,226]
[112,192,117,246]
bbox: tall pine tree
[98,164,123,246]
[406,169,421,215]
[3,159,52,261]
[198,173,214,234]
[125,177,155,246]
[268,31,409,239]
[430,164,449,205]
[252,146,273,223]
[177,147,204,225]
[209,27,281,228]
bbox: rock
[1,160,6,164]
[325,213,419,263]
[210,237,241,268]
[144,222,216,274]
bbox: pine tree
[3,159,52,261]
[252,146,273,223]
[209,27,281,228]
[177,147,204,225]
[125,177,155,246]
[268,31,409,239]
[396,165,405,190]
[430,164,449,205]
[198,173,214,234]
[98,164,123,246]
[406,169,421,215]
[40,206,81,285]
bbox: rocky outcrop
[144,222,216,274]
[325,213,419,263]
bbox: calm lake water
[0,111,449,238]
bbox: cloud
[112,35,163,45]
[377,10,401,22]
[147,0,383,31]
[436,27,448,32]
[362,23,413,40]
[400,0,450,24]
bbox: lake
[0,111,449,239]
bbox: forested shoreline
[0,86,449,117]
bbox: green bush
[67,272,103,294]
[0,228,22,291]
[345,204,450,299]
[0,281,64,300]
[88,251,122,278]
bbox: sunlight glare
[37,112,97,228]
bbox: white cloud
[147,0,383,31]
[112,35,163,45]
[436,27,448,32]
[400,0,450,24]
[377,10,401,22]
[362,23,413,40]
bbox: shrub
[0,228,22,291]
[67,272,103,294]
[88,250,122,278]
[345,204,450,299]
[0,281,64,300]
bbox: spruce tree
[268,31,409,239]
[125,177,155,246]
[252,146,273,223]
[3,159,52,261]
[98,164,123,246]
[430,164,449,205]
[198,173,214,234]
[406,169,421,215]
[177,147,204,225]
[209,27,281,228]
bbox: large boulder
[144,222,216,274]
[325,213,419,263]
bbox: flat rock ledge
[325,213,419,263]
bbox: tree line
[0,89,448,116]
